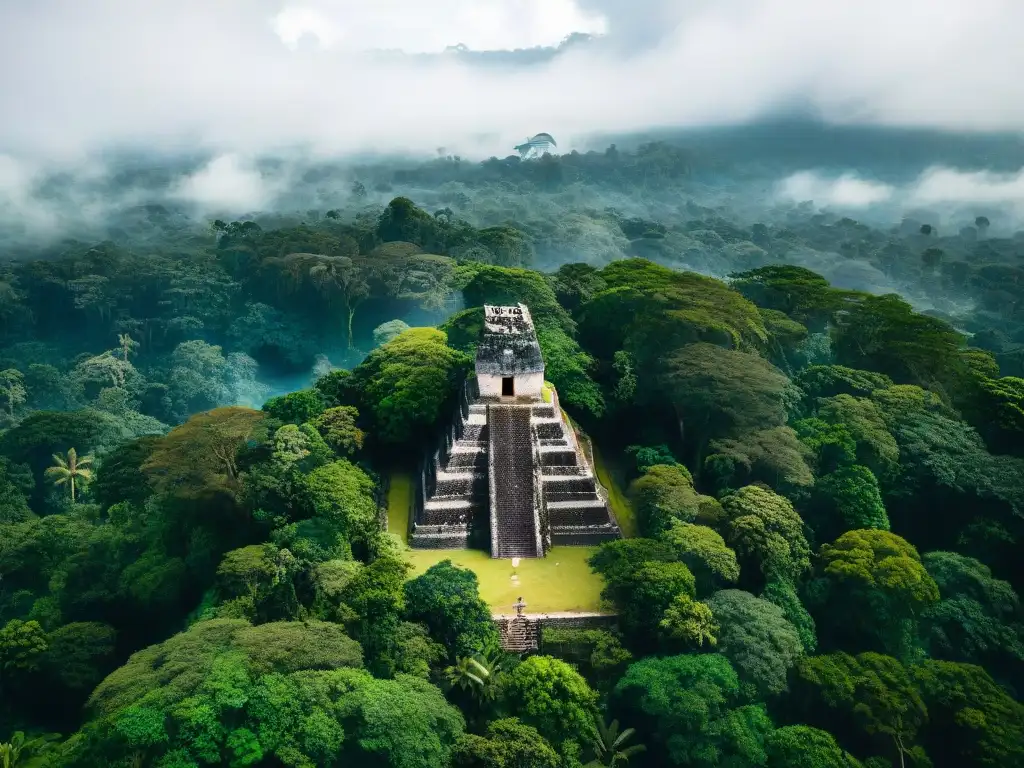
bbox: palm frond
[612,727,636,750]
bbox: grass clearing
[591,442,637,538]
[386,470,414,541]
[405,546,607,614]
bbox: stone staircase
[411,396,489,549]
[532,403,620,546]
[489,405,543,558]
[496,616,539,652]
[412,383,620,554]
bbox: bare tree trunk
[894,735,906,768]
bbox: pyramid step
[541,465,587,476]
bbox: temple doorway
[501,377,514,396]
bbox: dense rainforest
[1,131,1023,767]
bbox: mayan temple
[412,304,621,557]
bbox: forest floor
[405,546,607,614]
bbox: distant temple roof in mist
[515,133,558,159]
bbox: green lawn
[405,547,607,614]
[386,471,414,541]
[590,442,637,538]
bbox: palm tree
[585,715,646,768]
[0,731,60,768]
[44,448,94,503]
[443,652,504,706]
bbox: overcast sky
[0,0,1022,165]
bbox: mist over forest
[3,118,1023,397]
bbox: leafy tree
[706,589,804,697]
[377,197,439,246]
[350,327,470,446]
[796,365,894,403]
[56,618,375,766]
[392,621,447,679]
[39,621,116,695]
[311,405,365,457]
[795,417,858,473]
[817,394,900,479]
[814,465,891,535]
[540,628,632,689]
[870,383,1024,559]
[551,262,607,313]
[404,560,500,660]
[816,530,939,660]
[261,388,325,424]
[731,265,856,330]
[721,485,811,588]
[919,551,1024,673]
[453,718,559,768]
[299,460,380,544]
[91,435,158,509]
[661,343,792,468]
[912,659,1024,768]
[832,294,967,393]
[580,260,768,369]
[762,579,818,653]
[629,464,715,537]
[166,339,231,419]
[43,448,94,503]
[965,374,1024,454]
[142,407,265,499]
[501,655,598,746]
[660,594,718,649]
[705,426,814,495]
[765,725,863,768]
[535,325,605,417]
[624,444,677,476]
[0,369,27,417]
[795,652,929,768]
[660,521,740,595]
[0,619,48,682]
[596,551,696,648]
[338,556,410,675]
[611,653,773,768]
[0,458,33,524]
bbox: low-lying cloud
[1,0,1023,165]
[170,155,284,213]
[777,165,1024,228]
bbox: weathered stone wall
[536,614,618,631]
[493,613,618,651]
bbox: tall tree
[43,448,94,503]
[661,343,791,469]
[142,407,265,499]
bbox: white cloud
[170,154,282,211]
[778,171,895,208]
[272,7,343,50]
[0,0,1022,165]
[909,166,1024,207]
[778,164,1024,225]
